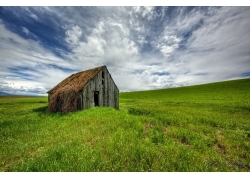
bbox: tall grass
[0,78,250,171]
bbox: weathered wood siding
[81,66,119,110]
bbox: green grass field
[0,78,250,172]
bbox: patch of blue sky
[152,72,170,76]
[241,72,250,77]
[8,66,40,79]
[0,7,70,58]
[47,64,76,73]
[194,73,208,76]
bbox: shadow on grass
[32,106,67,117]
[37,101,47,103]
[33,106,48,113]
[235,106,250,113]
[33,105,58,116]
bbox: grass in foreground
[0,79,250,171]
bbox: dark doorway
[77,97,81,110]
[94,91,99,106]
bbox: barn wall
[81,66,119,110]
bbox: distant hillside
[0,91,12,96]
[120,78,250,107]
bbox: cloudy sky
[0,6,250,95]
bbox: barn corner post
[117,89,119,110]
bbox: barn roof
[47,65,104,94]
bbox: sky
[0,6,250,95]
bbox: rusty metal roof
[47,66,104,94]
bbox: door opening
[77,97,81,110]
[94,91,99,106]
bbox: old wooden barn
[47,65,119,113]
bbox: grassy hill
[0,78,249,171]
